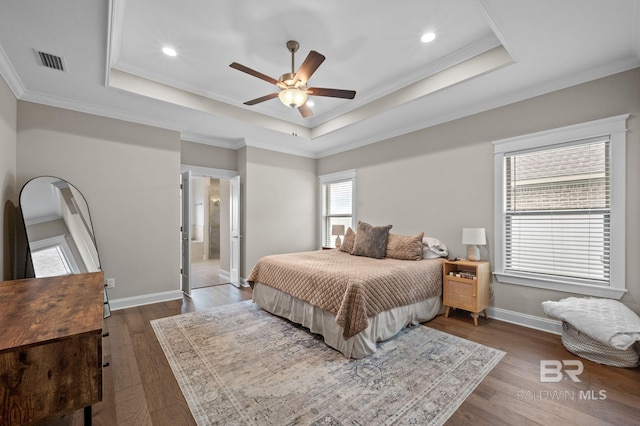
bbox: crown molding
[180,132,244,150]
[20,89,187,132]
[633,0,640,61]
[306,34,504,128]
[0,42,26,98]
[315,57,640,158]
[244,137,318,159]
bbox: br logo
[540,360,584,382]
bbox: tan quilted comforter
[247,250,443,339]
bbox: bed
[247,248,444,358]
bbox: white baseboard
[487,306,563,335]
[219,269,230,279]
[109,290,183,311]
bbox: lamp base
[467,245,480,261]
[335,236,342,249]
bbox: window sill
[494,272,626,300]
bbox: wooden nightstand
[443,260,491,326]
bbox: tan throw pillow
[387,232,424,261]
[351,221,392,259]
[339,227,356,253]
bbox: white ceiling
[1,0,639,158]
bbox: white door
[181,171,191,295]
[230,175,241,287]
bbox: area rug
[151,301,505,425]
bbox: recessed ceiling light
[162,46,177,57]
[421,32,436,43]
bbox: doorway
[189,177,229,289]
[180,165,240,295]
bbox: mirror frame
[19,176,101,279]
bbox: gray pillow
[351,221,392,259]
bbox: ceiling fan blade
[307,87,356,99]
[298,103,313,118]
[244,93,279,106]
[230,62,280,86]
[294,51,325,83]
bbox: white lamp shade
[462,228,486,245]
[331,225,345,236]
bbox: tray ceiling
[0,0,638,157]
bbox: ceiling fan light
[278,88,307,108]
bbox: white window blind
[494,114,627,299]
[32,245,74,277]
[504,139,610,284]
[319,170,356,249]
[322,179,353,247]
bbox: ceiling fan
[229,40,356,118]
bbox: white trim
[180,164,237,179]
[20,89,187,132]
[492,114,629,153]
[475,0,520,62]
[30,234,67,250]
[105,0,118,87]
[25,214,62,226]
[181,132,244,150]
[0,42,26,98]
[318,170,357,248]
[315,59,639,159]
[494,272,626,299]
[243,137,317,159]
[109,290,183,311]
[319,169,357,184]
[487,306,562,335]
[493,114,628,299]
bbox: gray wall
[0,75,17,280]
[318,68,640,317]
[181,140,237,170]
[3,68,639,320]
[17,101,181,300]
[244,146,317,276]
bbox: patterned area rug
[151,301,505,425]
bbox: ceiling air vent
[36,50,65,71]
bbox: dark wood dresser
[0,272,104,425]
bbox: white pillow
[422,237,448,259]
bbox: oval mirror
[19,177,101,278]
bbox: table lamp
[462,228,486,261]
[332,225,345,248]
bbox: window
[30,235,79,277]
[319,170,356,248]
[32,245,74,277]
[493,115,628,299]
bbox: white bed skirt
[252,282,442,358]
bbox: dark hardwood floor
[41,286,640,425]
